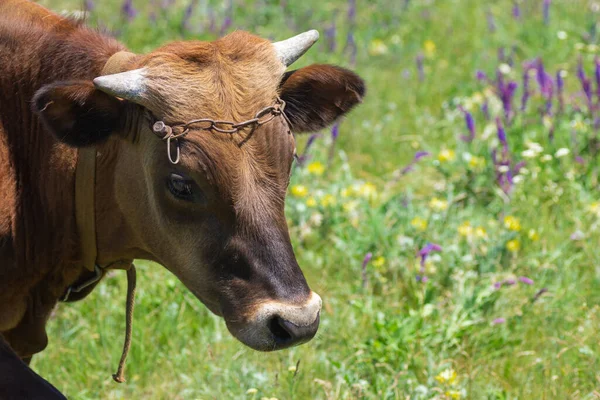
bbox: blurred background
[33,0,600,398]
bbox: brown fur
[0,0,365,387]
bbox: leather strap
[75,51,137,271]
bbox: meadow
[33,0,600,398]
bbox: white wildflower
[557,31,568,40]
[498,63,512,75]
[555,148,570,158]
[522,149,538,158]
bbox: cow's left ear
[33,81,123,147]
[279,64,365,133]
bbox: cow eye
[167,173,195,201]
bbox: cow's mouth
[223,292,322,351]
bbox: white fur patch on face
[248,291,322,327]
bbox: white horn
[273,30,320,67]
[93,68,148,103]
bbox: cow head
[33,31,364,351]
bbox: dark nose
[268,313,320,349]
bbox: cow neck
[71,51,138,384]
[75,51,137,273]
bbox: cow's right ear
[33,81,123,147]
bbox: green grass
[32,0,600,398]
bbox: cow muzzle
[226,291,322,351]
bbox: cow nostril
[267,313,320,348]
[268,316,293,344]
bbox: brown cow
[0,0,364,393]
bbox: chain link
[152,97,290,164]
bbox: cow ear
[279,64,365,133]
[33,81,123,147]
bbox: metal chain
[152,97,291,164]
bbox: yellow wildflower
[424,39,436,57]
[306,197,317,207]
[287,365,297,373]
[458,221,473,237]
[357,182,377,199]
[343,201,359,213]
[571,120,587,132]
[372,256,385,269]
[468,156,486,170]
[475,226,487,239]
[410,216,428,232]
[290,185,308,198]
[369,39,388,55]
[246,388,258,395]
[588,201,600,217]
[306,161,325,176]
[438,149,456,162]
[506,239,520,252]
[446,390,461,399]
[320,194,336,207]
[435,368,457,385]
[341,186,353,198]
[528,229,539,241]
[429,197,449,212]
[503,215,521,231]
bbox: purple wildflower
[496,69,518,120]
[181,0,196,32]
[84,0,95,11]
[497,118,508,152]
[543,0,551,25]
[297,133,321,166]
[494,278,517,289]
[331,123,340,141]
[400,151,430,175]
[595,57,600,104]
[207,6,216,33]
[121,0,137,21]
[476,70,488,82]
[481,99,490,120]
[570,230,585,241]
[346,32,357,65]
[486,9,496,33]
[348,0,356,24]
[328,123,341,164]
[324,21,337,52]
[220,17,232,36]
[498,47,505,63]
[458,106,476,142]
[492,317,506,325]
[416,54,425,82]
[518,276,534,285]
[418,243,442,267]
[362,253,372,267]
[220,0,233,36]
[556,70,565,113]
[512,2,521,19]
[535,59,554,115]
[578,58,593,111]
[521,69,531,111]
